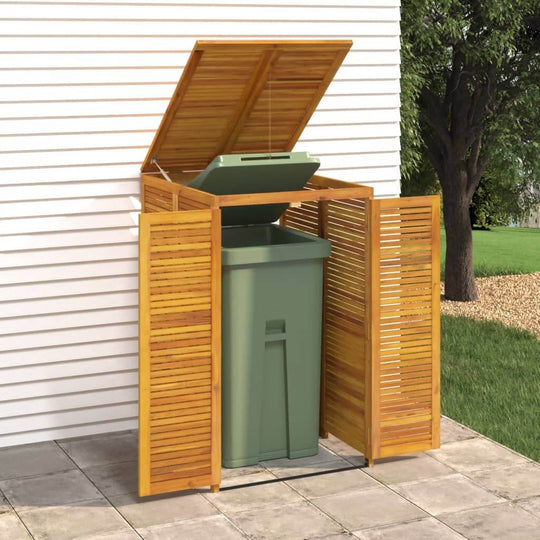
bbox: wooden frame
[139,172,441,495]
[141,173,374,210]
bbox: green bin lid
[187,152,320,226]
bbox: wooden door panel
[370,196,440,459]
[139,209,221,496]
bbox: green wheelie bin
[188,152,331,467]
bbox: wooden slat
[311,175,374,194]
[209,208,222,492]
[139,209,221,497]
[367,197,379,465]
[216,185,376,207]
[431,200,441,449]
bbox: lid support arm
[151,158,173,183]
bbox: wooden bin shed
[138,40,440,497]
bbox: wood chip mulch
[440,272,540,338]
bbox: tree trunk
[442,167,478,301]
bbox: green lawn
[440,227,540,277]
[441,315,540,461]
[440,226,539,460]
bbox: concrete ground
[0,417,538,540]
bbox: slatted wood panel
[142,178,176,213]
[323,197,370,453]
[139,209,221,496]
[370,197,440,459]
[141,40,352,172]
[282,179,371,455]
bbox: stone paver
[228,501,345,539]
[312,535,354,539]
[312,486,427,531]
[0,489,10,514]
[260,446,351,478]
[220,464,276,488]
[0,442,75,481]
[82,460,138,497]
[203,481,303,513]
[286,469,378,499]
[0,469,103,509]
[353,516,464,539]
[440,416,477,445]
[0,421,536,540]
[319,434,366,466]
[393,473,504,515]
[58,431,138,468]
[18,500,132,540]
[467,462,540,500]
[439,502,540,540]
[83,531,141,540]
[220,470,276,488]
[267,457,352,479]
[518,496,540,519]
[138,515,246,540]
[427,437,528,472]
[364,453,455,485]
[110,490,218,529]
[0,512,32,540]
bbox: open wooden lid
[141,40,352,173]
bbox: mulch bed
[441,272,540,338]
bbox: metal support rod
[151,157,173,183]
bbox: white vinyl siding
[0,0,401,447]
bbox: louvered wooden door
[138,209,221,496]
[369,196,440,459]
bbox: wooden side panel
[282,183,370,455]
[141,176,217,214]
[323,198,369,453]
[139,209,221,496]
[177,185,218,211]
[370,196,440,459]
[141,175,179,213]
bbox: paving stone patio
[0,416,538,540]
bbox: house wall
[0,0,402,447]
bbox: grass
[441,315,540,461]
[440,226,540,277]
[439,225,539,460]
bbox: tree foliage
[400,0,540,299]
